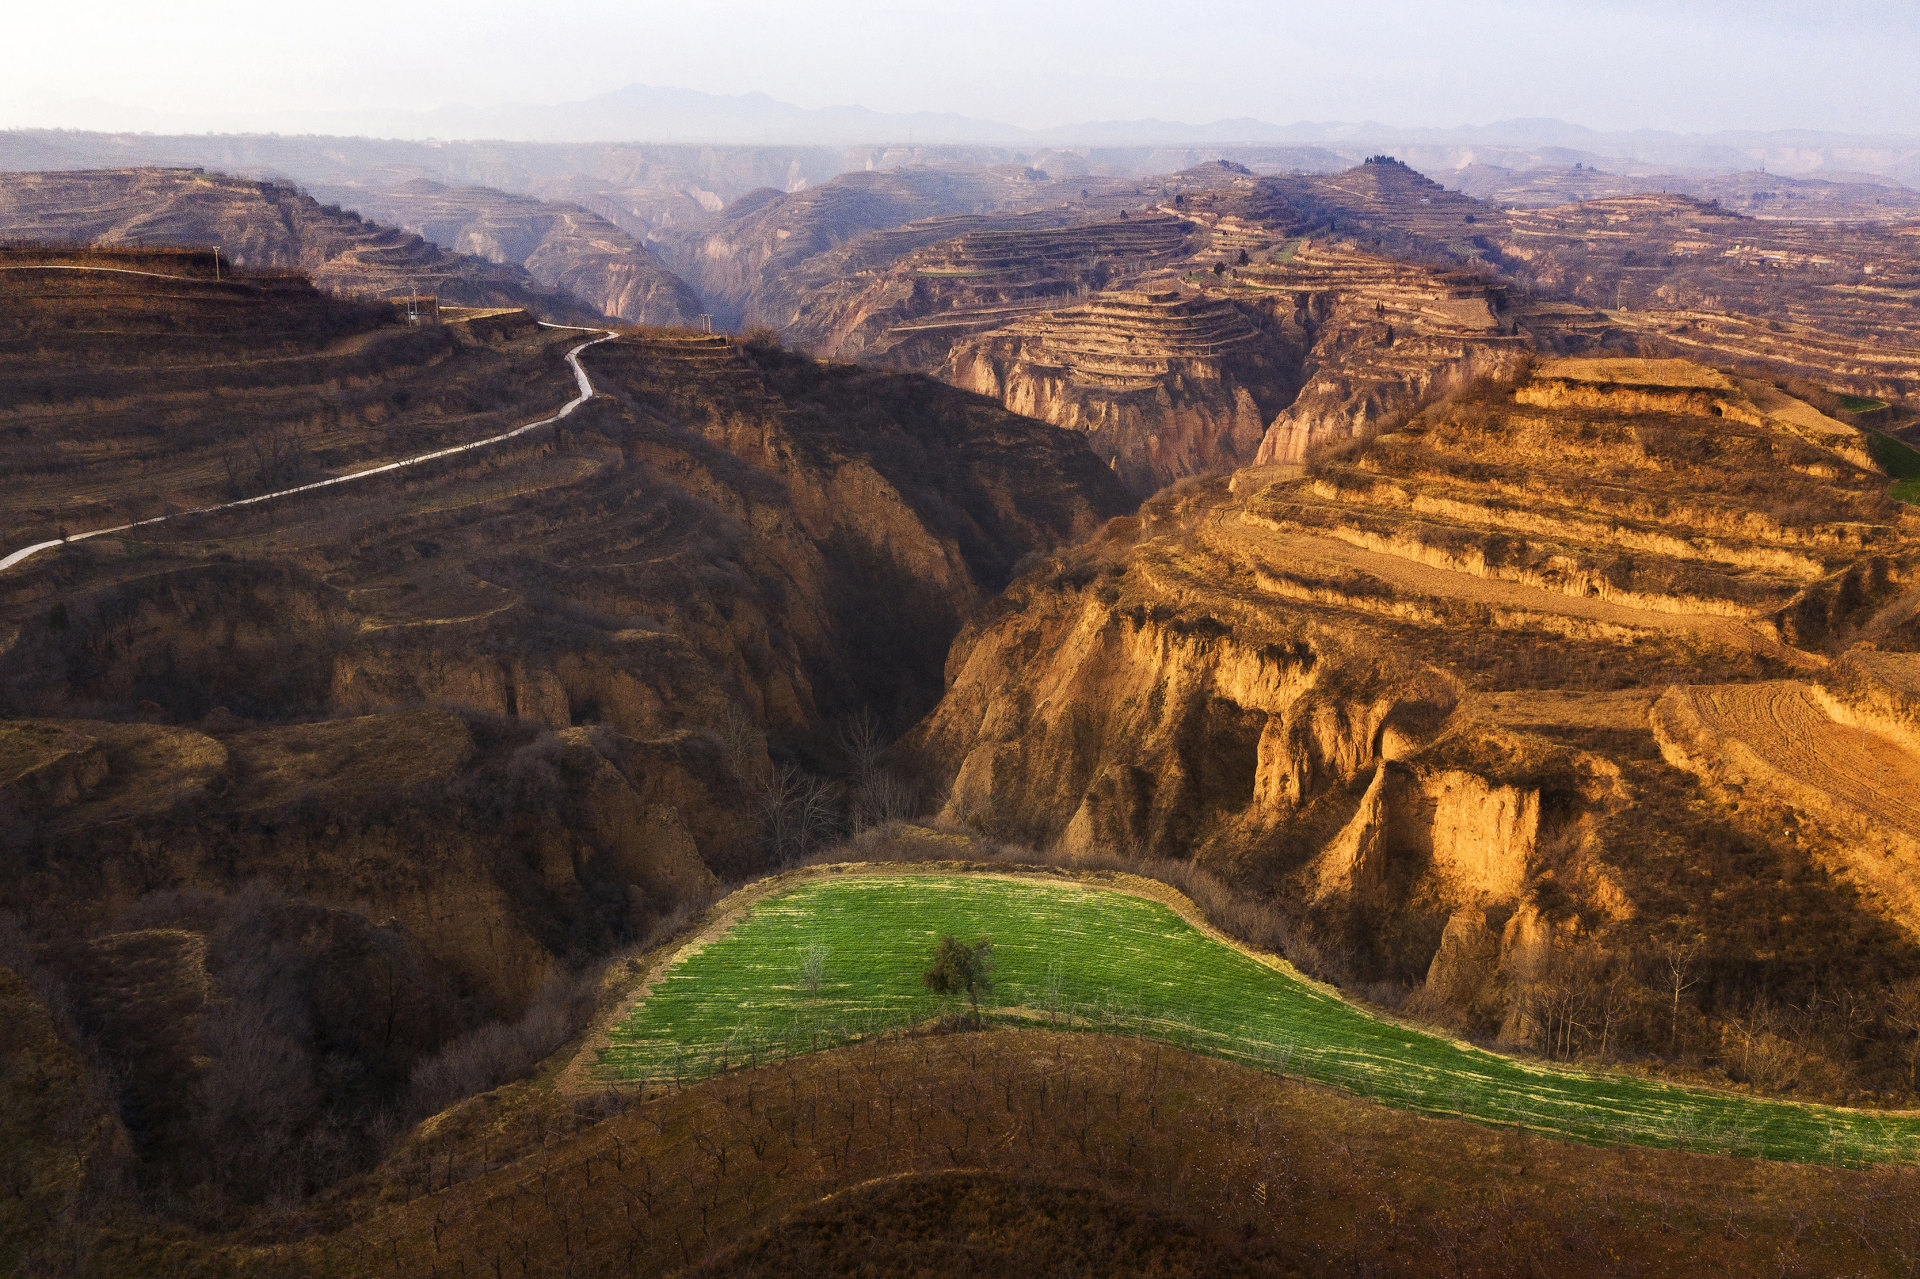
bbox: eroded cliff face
[4,323,1134,902]
[315,179,706,327]
[1248,246,1529,464]
[910,360,1920,1059]
[943,291,1302,494]
[0,285,1134,1190]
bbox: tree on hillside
[1660,932,1705,1054]
[923,934,994,1024]
[1885,977,1920,1088]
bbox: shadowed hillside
[0,254,1130,1221]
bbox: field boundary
[570,858,1920,1166]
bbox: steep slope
[0,264,1130,1205]
[1238,245,1527,463]
[946,289,1300,492]
[0,249,582,549]
[911,358,1920,1088]
[0,168,599,319]
[311,178,704,326]
[665,166,1135,328]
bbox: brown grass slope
[152,1028,1920,1278]
[0,270,1131,1217]
[0,253,585,547]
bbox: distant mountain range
[7,84,1920,186]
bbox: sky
[4,0,1917,137]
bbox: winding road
[0,278,617,573]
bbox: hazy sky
[6,0,1917,136]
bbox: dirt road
[0,295,615,572]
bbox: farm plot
[599,873,1920,1165]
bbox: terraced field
[1680,682,1920,843]
[601,872,1920,1165]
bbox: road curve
[0,317,618,573]
[0,263,250,284]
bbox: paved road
[0,306,617,573]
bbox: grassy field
[1840,393,1891,413]
[1867,431,1920,504]
[601,873,1920,1165]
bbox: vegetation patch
[1867,431,1920,503]
[602,873,1920,1165]
[1840,394,1890,413]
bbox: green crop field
[1839,393,1890,413]
[1867,432,1920,505]
[599,874,1920,1165]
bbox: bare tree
[799,942,829,999]
[835,709,887,790]
[1661,933,1704,1055]
[1885,978,1920,1090]
[756,764,840,864]
[717,705,767,784]
[853,770,918,831]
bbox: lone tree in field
[923,934,994,1023]
[799,941,829,998]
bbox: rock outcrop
[1247,245,1528,464]
[912,355,1920,1049]
[317,178,704,325]
[945,290,1300,492]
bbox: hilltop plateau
[659,165,1142,329]
[1482,194,1920,403]
[0,169,600,320]
[757,166,1524,490]
[1454,163,1920,221]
